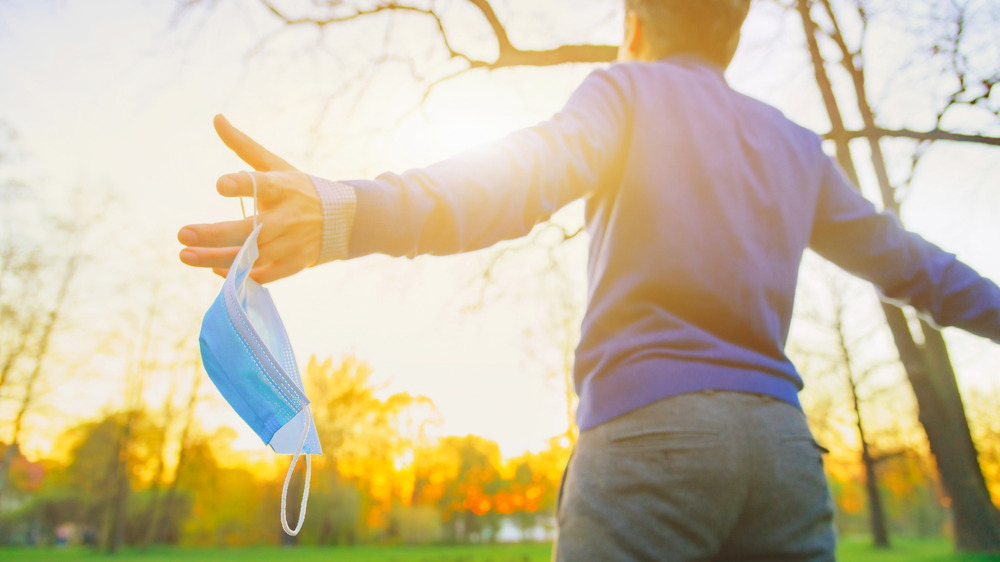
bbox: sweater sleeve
[338,66,632,259]
[809,155,1000,343]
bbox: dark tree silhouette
[796,0,1000,551]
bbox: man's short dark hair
[625,0,751,64]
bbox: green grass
[0,543,550,562]
[2,537,999,561]
[837,537,1000,562]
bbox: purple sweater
[327,56,1000,430]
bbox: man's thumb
[213,114,293,172]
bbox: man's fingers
[249,235,313,284]
[214,114,294,172]
[178,217,255,248]
[215,171,281,204]
[178,246,241,269]
[249,260,303,285]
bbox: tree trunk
[0,253,78,500]
[142,393,174,547]
[850,378,890,548]
[149,364,201,545]
[910,322,1000,551]
[104,283,161,551]
[0,442,18,504]
[103,426,132,554]
[839,310,891,548]
[797,0,1000,551]
[861,446,890,548]
[141,474,164,547]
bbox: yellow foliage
[29,355,575,546]
[836,478,866,515]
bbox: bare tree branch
[255,0,617,70]
[466,0,514,53]
[824,127,1000,147]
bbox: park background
[1,0,999,557]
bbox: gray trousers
[554,391,836,561]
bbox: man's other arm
[808,156,1000,344]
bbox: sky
[1,0,998,461]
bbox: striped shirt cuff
[309,176,357,264]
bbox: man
[179,1,1000,559]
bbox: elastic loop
[242,170,258,229]
[280,408,312,536]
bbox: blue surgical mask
[198,172,321,535]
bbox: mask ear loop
[280,407,312,536]
[239,171,259,229]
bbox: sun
[393,87,535,166]
[427,109,519,155]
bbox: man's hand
[178,115,323,284]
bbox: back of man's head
[624,0,751,66]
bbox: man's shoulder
[718,81,824,152]
[576,60,825,157]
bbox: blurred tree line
[0,349,997,549]
[0,354,571,548]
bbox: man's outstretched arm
[180,67,632,282]
[809,155,1000,344]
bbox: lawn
[2,537,999,561]
[0,543,552,562]
[837,537,1000,562]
